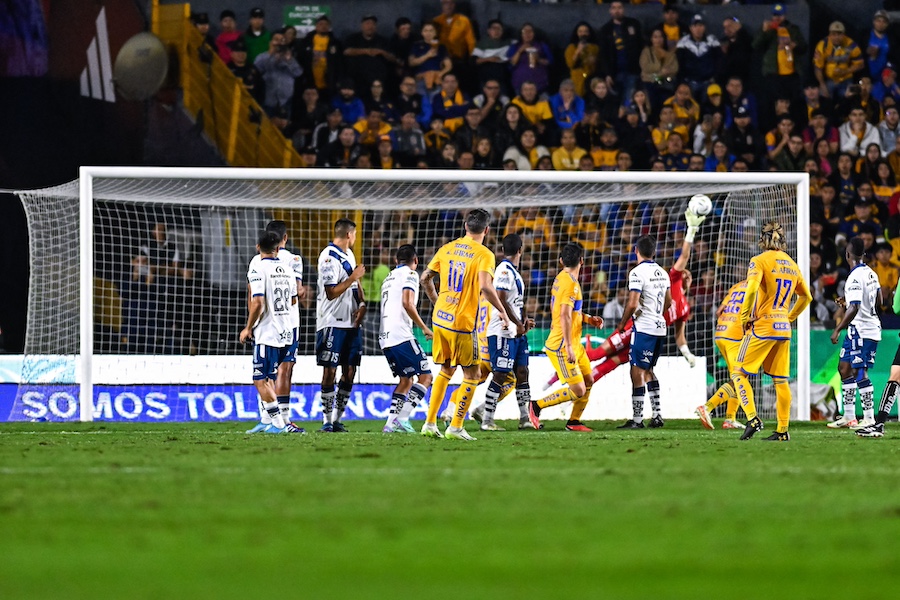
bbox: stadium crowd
[122,2,900,355]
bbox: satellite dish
[113,32,168,101]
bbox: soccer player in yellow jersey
[733,222,812,441]
[527,242,604,431]
[695,279,749,430]
[421,209,510,441]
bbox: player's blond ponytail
[759,221,787,251]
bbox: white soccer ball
[688,194,712,216]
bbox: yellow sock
[725,395,741,421]
[774,379,791,433]
[731,371,757,421]
[569,389,590,421]
[537,387,574,409]
[427,370,452,424]
[499,381,515,402]
[705,382,735,412]
[451,378,479,429]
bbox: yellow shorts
[734,334,791,379]
[547,344,591,388]
[715,339,742,373]
[432,327,479,368]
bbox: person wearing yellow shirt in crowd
[375,135,397,170]
[659,4,686,52]
[695,279,749,430]
[430,72,469,133]
[511,81,555,139]
[732,221,812,441]
[564,22,600,97]
[813,21,865,99]
[567,204,606,256]
[504,205,555,254]
[353,109,392,150]
[299,15,342,94]
[590,127,621,171]
[420,209,509,441]
[663,83,701,137]
[871,243,900,309]
[752,4,807,102]
[661,134,691,171]
[433,0,475,64]
[652,105,689,153]
[527,242,604,432]
[552,129,588,171]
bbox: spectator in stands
[809,216,840,271]
[392,111,426,165]
[365,80,397,122]
[813,21,864,99]
[433,0,475,66]
[623,89,653,125]
[395,76,430,129]
[591,127,621,171]
[598,1,643,103]
[701,83,725,119]
[705,139,735,172]
[424,117,451,158]
[872,63,900,105]
[299,15,342,97]
[858,182,885,219]
[640,28,679,112]
[574,106,603,153]
[801,81,835,126]
[343,15,397,95]
[431,72,469,133]
[688,153,705,171]
[472,19,511,95]
[549,79,585,132]
[813,183,844,238]
[857,77,883,127]
[803,108,839,156]
[472,79,508,129]
[872,160,900,206]
[766,115,796,163]
[676,14,721,101]
[353,108,391,150]
[806,157,829,195]
[867,10,892,81]
[473,136,500,169]
[321,125,362,167]
[299,146,318,168]
[504,128,549,171]
[191,12,215,49]
[332,79,366,125]
[243,7,271,64]
[658,4,685,52]
[872,242,899,307]
[617,106,654,169]
[856,142,884,181]
[660,134,690,171]
[375,135,398,169]
[840,105,881,157]
[507,23,552,95]
[226,38,261,100]
[292,87,329,147]
[215,10,240,65]
[838,197,885,246]
[723,76,758,128]
[254,29,303,119]
[693,112,722,157]
[775,132,808,172]
[808,249,839,323]
[652,105,688,153]
[551,128,586,171]
[719,16,753,85]
[888,135,900,178]
[505,206,555,258]
[494,103,526,158]
[512,81,554,141]
[452,106,489,154]
[565,22,600,98]
[569,204,607,259]
[724,105,764,169]
[409,23,451,101]
[663,83,701,137]
[585,77,621,127]
[432,139,458,169]
[388,17,414,83]
[312,107,344,151]
[616,150,633,173]
[753,4,807,106]
[830,152,859,206]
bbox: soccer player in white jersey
[481,234,535,430]
[379,244,434,433]
[246,221,306,434]
[239,231,300,433]
[316,218,366,432]
[617,235,672,429]
[829,237,883,430]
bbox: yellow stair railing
[151,1,304,168]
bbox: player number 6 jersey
[629,260,670,336]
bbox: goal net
[11,168,809,423]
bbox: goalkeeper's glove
[684,209,706,243]
[678,344,696,368]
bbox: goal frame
[76,166,810,422]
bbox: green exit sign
[283,5,330,32]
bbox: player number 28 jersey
[845,263,882,341]
[427,236,496,333]
[379,265,420,349]
[487,259,524,338]
[247,256,297,347]
[248,248,302,330]
[716,280,749,341]
[746,250,808,339]
[629,261,670,336]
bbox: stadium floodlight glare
[15,167,809,423]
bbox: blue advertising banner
[0,384,445,423]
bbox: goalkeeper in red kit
[544,208,705,388]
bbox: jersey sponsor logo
[436,310,455,322]
[773,322,790,330]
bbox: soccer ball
[688,194,712,216]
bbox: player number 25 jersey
[427,236,496,333]
[379,265,420,349]
[247,256,297,347]
[629,261,670,336]
[845,263,882,341]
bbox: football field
[2,419,900,599]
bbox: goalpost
[13,167,809,423]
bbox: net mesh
[14,173,800,420]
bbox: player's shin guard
[264,400,285,429]
[841,376,858,420]
[483,380,503,421]
[400,383,427,421]
[426,371,452,424]
[725,395,740,421]
[876,380,899,424]
[647,379,661,418]
[277,395,291,423]
[320,385,336,424]
[731,372,757,420]
[705,382,735,412]
[333,380,353,423]
[569,387,591,421]
[632,386,645,423]
[773,378,791,433]
[258,398,273,424]
[537,387,574,409]
[451,378,479,429]
[859,378,875,422]
[387,392,405,426]
[516,384,532,418]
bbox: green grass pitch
[2,419,900,599]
